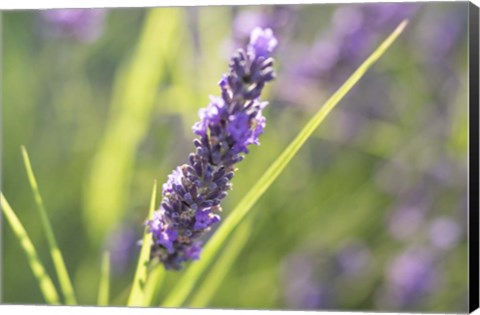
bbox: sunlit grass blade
[21,145,77,305]
[188,220,252,307]
[97,251,110,306]
[83,8,183,244]
[143,265,165,306]
[112,284,132,305]
[162,20,409,307]
[127,180,157,306]
[0,193,60,304]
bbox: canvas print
[1,2,477,313]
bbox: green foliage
[21,146,78,305]
[188,219,252,307]
[97,252,111,306]
[143,265,165,306]
[0,194,60,304]
[83,8,183,244]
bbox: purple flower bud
[162,167,183,195]
[184,241,202,260]
[147,28,277,269]
[148,211,178,254]
[248,27,278,58]
[227,112,252,153]
[193,96,226,136]
[194,209,220,230]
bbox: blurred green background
[2,3,469,312]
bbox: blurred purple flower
[106,225,138,275]
[385,247,438,307]
[40,8,107,42]
[335,241,371,276]
[365,2,418,29]
[282,253,334,309]
[415,6,467,63]
[233,10,269,40]
[429,217,462,250]
[226,6,296,56]
[296,3,418,84]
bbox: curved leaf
[162,20,409,307]
[0,193,60,304]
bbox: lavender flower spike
[148,27,277,270]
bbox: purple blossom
[161,167,183,195]
[194,209,220,230]
[428,217,462,250]
[287,3,419,87]
[248,28,278,58]
[148,211,178,254]
[385,247,438,306]
[193,96,226,136]
[148,27,277,269]
[40,9,107,42]
[184,241,202,260]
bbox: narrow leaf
[21,146,77,305]
[127,180,157,306]
[97,251,110,306]
[189,220,252,307]
[0,193,60,304]
[143,265,165,306]
[162,20,409,307]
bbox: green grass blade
[0,193,60,304]
[162,20,409,307]
[111,284,132,305]
[143,265,165,306]
[21,146,77,305]
[97,251,110,306]
[83,8,183,244]
[127,181,157,306]
[188,220,252,307]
